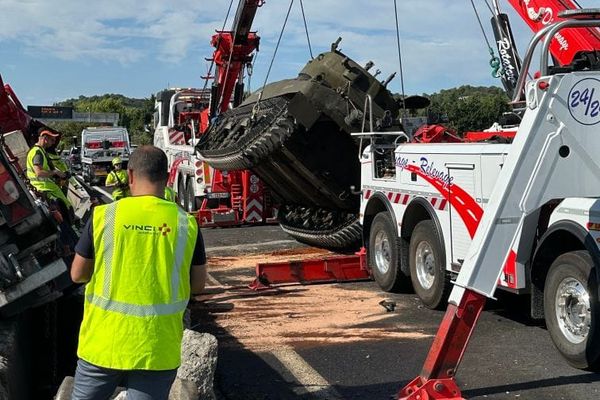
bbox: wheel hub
[555,277,591,344]
[415,241,435,290]
[374,230,391,274]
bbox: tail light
[0,170,18,205]
[0,160,33,226]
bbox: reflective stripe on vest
[26,146,51,182]
[88,201,190,315]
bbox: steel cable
[202,0,235,93]
[300,0,314,59]
[253,0,295,116]
[393,0,407,115]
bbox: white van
[80,126,131,185]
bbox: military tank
[196,39,400,249]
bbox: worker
[47,146,70,196]
[26,128,73,217]
[105,157,130,201]
[70,145,207,400]
[164,185,176,202]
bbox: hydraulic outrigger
[399,9,600,399]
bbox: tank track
[278,205,361,250]
[198,97,293,171]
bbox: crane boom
[207,0,262,120]
[507,0,600,67]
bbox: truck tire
[409,220,450,310]
[544,250,600,370]
[185,177,197,212]
[368,212,410,292]
[177,176,188,211]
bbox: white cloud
[1,0,598,95]
[0,0,225,64]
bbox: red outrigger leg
[398,290,487,400]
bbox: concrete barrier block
[177,330,218,400]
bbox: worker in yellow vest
[105,157,130,201]
[26,128,73,218]
[164,185,176,202]
[70,145,207,400]
[47,147,70,196]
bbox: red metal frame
[398,290,486,400]
[196,169,276,227]
[412,125,463,143]
[463,130,516,142]
[0,75,32,138]
[249,248,370,290]
[507,0,600,67]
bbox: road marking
[268,347,343,399]
[206,272,222,287]
[205,239,298,253]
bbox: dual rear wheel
[177,175,199,212]
[369,213,449,308]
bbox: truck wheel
[544,251,600,370]
[185,178,197,212]
[368,212,410,292]
[409,220,450,310]
[177,176,188,211]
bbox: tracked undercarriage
[197,42,400,249]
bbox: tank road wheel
[544,251,600,370]
[280,218,362,250]
[278,205,361,250]
[409,220,450,310]
[368,212,410,292]
[177,175,188,211]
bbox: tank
[196,41,400,249]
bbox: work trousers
[71,359,177,400]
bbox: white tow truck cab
[153,88,212,212]
[80,127,131,185]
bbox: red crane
[201,0,262,130]
[194,0,275,227]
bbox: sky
[0,0,596,107]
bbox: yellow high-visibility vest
[26,145,71,207]
[78,196,198,370]
[105,170,130,200]
[164,186,176,202]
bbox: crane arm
[506,0,600,67]
[206,0,263,121]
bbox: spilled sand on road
[191,248,431,351]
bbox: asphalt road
[195,224,600,400]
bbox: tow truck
[0,74,77,316]
[352,1,600,398]
[154,0,276,226]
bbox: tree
[425,85,511,134]
[54,94,155,145]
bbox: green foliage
[54,94,156,145]
[424,85,510,134]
